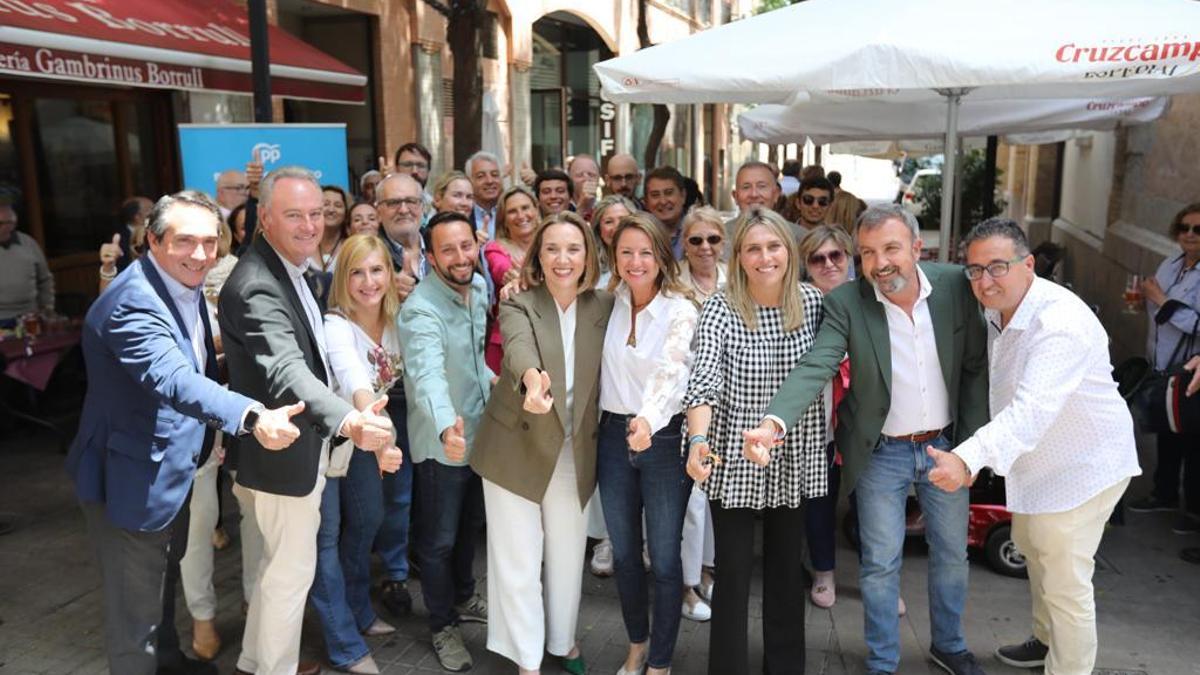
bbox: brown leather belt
[883,426,950,444]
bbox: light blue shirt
[147,251,205,370]
[398,271,493,466]
[1148,252,1200,370]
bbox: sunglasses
[687,234,723,246]
[807,250,846,267]
[1178,224,1200,236]
[801,194,830,207]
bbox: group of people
[57,136,1200,675]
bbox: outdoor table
[0,325,83,442]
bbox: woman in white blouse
[599,213,699,675]
[315,234,406,675]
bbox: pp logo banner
[252,142,283,165]
[178,123,349,198]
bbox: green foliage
[912,149,1006,233]
[755,0,801,14]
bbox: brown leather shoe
[191,618,221,661]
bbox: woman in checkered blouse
[683,207,828,675]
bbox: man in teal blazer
[745,206,989,675]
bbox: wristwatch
[242,404,266,435]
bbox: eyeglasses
[377,197,422,210]
[963,256,1027,281]
[220,184,249,192]
[1177,224,1200,236]
[807,249,846,268]
[801,194,830,207]
[397,160,428,170]
[687,234,723,247]
[608,173,639,183]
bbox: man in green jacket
[744,205,989,675]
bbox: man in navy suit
[66,190,305,675]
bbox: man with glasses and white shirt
[215,169,249,220]
[927,218,1140,675]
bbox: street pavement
[1,428,1197,675]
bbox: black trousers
[709,502,806,675]
[1153,431,1200,516]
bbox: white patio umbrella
[738,97,1169,145]
[594,0,1200,260]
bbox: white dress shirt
[324,314,403,404]
[953,278,1141,514]
[876,265,951,435]
[558,299,578,421]
[600,285,698,434]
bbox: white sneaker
[590,539,614,577]
[682,595,712,622]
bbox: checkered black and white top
[683,286,828,509]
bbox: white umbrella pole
[936,91,964,263]
[936,90,965,263]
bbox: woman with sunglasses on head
[683,208,827,675]
[796,225,855,610]
[471,212,611,675]
[599,213,699,675]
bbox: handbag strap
[1166,315,1200,370]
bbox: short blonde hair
[520,211,601,291]
[328,234,399,325]
[726,208,805,332]
[681,205,725,240]
[495,185,538,241]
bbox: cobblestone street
[1,429,1197,675]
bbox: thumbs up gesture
[342,396,394,451]
[375,444,404,474]
[442,416,467,462]
[522,368,554,414]
[926,445,971,492]
[246,148,264,198]
[254,401,305,450]
[100,233,123,270]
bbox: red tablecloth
[0,329,81,391]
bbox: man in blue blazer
[66,191,304,675]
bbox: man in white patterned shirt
[928,218,1141,675]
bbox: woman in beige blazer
[471,211,613,675]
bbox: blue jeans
[596,412,692,669]
[310,448,385,668]
[413,459,484,633]
[856,432,969,673]
[806,443,841,572]
[375,388,413,581]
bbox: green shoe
[559,652,586,675]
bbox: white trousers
[180,445,221,620]
[585,487,608,540]
[229,475,265,605]
[680,484,715,587]
[235,473,325,675]
[1012,477,1129,675]
[483,443,587,670]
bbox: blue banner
[177,123,349,197]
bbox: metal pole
[248,0,272,123]
[934,88,968,263]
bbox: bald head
[604,153,641,199]
[215,169,248,210]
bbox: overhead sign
[178,124,349,198]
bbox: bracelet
[99,265,117,280]
[688,434,709,448]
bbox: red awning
[0,0,366,103]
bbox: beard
[870,265,909,295]
[435,260,476,289]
